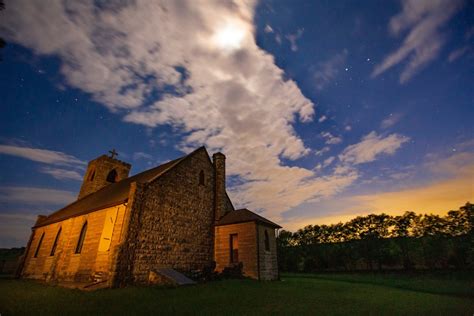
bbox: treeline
[277,203,474,272]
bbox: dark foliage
[220,262,245,279]
[189,261,220,282]
[278,202,473,272]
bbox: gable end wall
[130,149,216,283]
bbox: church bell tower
[78,149,131,200]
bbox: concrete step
[149,268,196,286]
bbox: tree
[393,212,419,269]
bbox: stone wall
[214,222,258,279]
[129,149,216,283]
[78,155,131,199]
[109,182,145,287]
[21,204,127,283]
[257,224,278,280]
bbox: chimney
[213,152,226,221]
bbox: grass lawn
[284,271,474,298]
[1,274,473,315]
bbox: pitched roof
[216,208,281,228]
[34,153,190,228]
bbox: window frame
[50,227,62,256]
[88,169,96,181]
[33,231,45,258]
[106,169,118,183]
[264,229,270,252]
[229,233,239,264]
[75,221,88,254]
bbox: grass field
[1,273,473,315]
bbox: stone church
[18,147,280,287]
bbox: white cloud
[315,146,330,156]
[264,24,273,33]
[323,156,335,167]
[0,1,409,223]
[380,113,403,129]
[133,151,153,161]
[321,132,342,145]
[285,28,304,52]
[313,49,348,90]
[275,34,282,45]
[372,0,464,83]
[0,187,76,205]
[318,115,327,123]
[39,167,83,181]
[448,46,469,62]
[339,131,409,165]
[0,144,84,166]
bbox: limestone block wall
[78,155,131,199]
[130,149,216,283]
[214,222,258,279]
[257,224,278,280]
[21,204,127,283]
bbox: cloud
[313,49,348,90]
[380,113,403,129]
[264,24,273,33]
[323,156,335,167]
[0,144,84,166]
[315,147,330,156]
[0,1,410,224]
[0,0,318,218]
[318,115,327,123]
[133,151,153,161]
[39,167,83,181]
[372,0,464,83]
[339,131,409,165]
[321,132,342,145]
[425,151,474,176]
[0,187,76,205]
[275,34,282,45]
[285,28,304,52]
[448,46,470,62]
[0,213,37,248]
[281,151,474,231]
[353,163,473,215]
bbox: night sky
[0,0,473,247]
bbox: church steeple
[78,150,131,200]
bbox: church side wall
[21,204,127,283]
[257,224,279,280]
[214,222,258,279]
[131,150,216,283]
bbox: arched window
[106,169,117,183]
[50,227,62,256]
[199,170,205,186]
[34,232,45,258]
[88,170,96,181]
[75,221,88,254]
[264,230,270,251]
